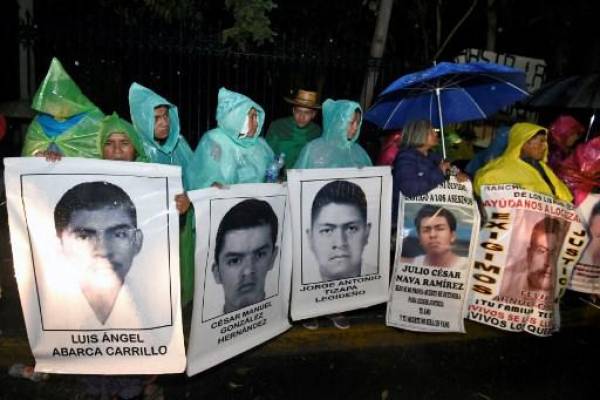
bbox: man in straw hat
[265,89,322,170]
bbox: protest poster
[569,194,600,294]
[186,183,291,376]
[287,167,392,321]
[4,157,186,374]
[387,179,479,333]
[467,184,588,336]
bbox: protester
[22,58,104,159]
[187,87,274,189]
[376,130,402,166]
[474,122,573,202]
[547,115,585,171]
[129,83,195,306]
[293,99,371,330]
[464,125,510,178]
[265,89,322,171]
[556,136,600,206]
[392,120,468,221]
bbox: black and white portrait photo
[301,179,381,284]
[202,196,285,320]
[21,174,174,331]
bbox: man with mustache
[307,180,371,282]
[212,199,279,314]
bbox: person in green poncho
[265,89,322,171]
[294,99,372,169]
[187,87,275,189]
[129,83,195,306]
[99,112,148,162]
[22,57,104,159]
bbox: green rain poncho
[98,112,149,162]
[129,83,195,306]
[22,57,104,157]
[128,82,193,188]
[265,116,321,169]
[294,99,372,169]
[187,87,275,189]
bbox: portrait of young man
[305,180,373,282]
[405,205,469,269]
[54,181,144,325]
[211,199,280,315]
[499,216,566,303]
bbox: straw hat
[284,89,321,109]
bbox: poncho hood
[128,82,182,155]
[215,87,265,148]
[322,99,363,148]
[99,112,148,162]
[503,122,549,162]
[31,58,97,119]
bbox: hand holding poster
[4,157,186,374]
[387,179,479,333]
[467,185,588,336]
[186,183,292,376]
[569,194,600,294]
[287,167,392,321]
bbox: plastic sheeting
[558,137,600,206]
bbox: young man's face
[103,132,136,161]
[246,108,259,138]
[60,206,143,284]
[527,231,559,291]
[213,225,277,313]
[589,215,600,240]
[308,203,370,281]
[418,215,456,258]
[292,106,317,128]
[153,106,170,140]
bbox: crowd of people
[10,57,600,398]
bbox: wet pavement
[2,193,600,399]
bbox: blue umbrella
[365,62,529,158]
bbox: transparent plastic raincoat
[128,82,193,188]
[98,112,148,162]
[294,99,372,169]
[474,122,573,202]
[22,58,104,158]
[187,88,274,189]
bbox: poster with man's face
[288,167,392,321]
[4,157,186,374]
[569,194,600,294]
[186,183,292,377]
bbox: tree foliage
[222,0,277,50]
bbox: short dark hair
[214,199,278,262]
[311,180,367,225]
[529,216,564,248]
[414,205,456,232]
[54,181,137,236]
[591,201,600,220]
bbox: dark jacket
[392,147,445,219]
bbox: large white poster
[287,167,392,321]
[569,194,600,294]
[387,179,479,333]
[4,157,186,374]
[467,184,587,336]
[186,183,292,376]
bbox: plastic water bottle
[265,153,285,183]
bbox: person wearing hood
[187,87,274,189]
[474,122,573,202]
[294,99,372,169]
[265,89,322,170]
[128,82,194,189]
[23,58,104,159]
[99,112,148,162]
[547,115,585,171]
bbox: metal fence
[31,1,403,148]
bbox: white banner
[387,179,479,332]
[467,184,587,336]
[186,183,292,376]
[4,157,186,374]
[287,167,392,320]
[569,194,600,294]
